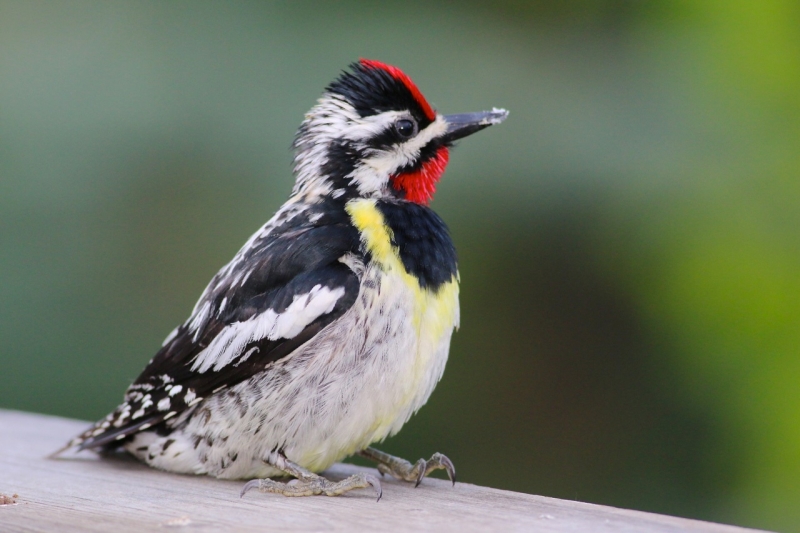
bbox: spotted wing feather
[73,215,361,450]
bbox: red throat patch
[359,59,436,122]
[391,147,450,205]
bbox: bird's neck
[346,198,458,293]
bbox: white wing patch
[190,285,346,374]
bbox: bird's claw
[240,473,382,500]
[363,448,456,488]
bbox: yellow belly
[336,198,460,452]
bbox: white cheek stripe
[190,285,346,374]
[348,115,448,196]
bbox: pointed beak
[441,108,509,143]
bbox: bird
[55,59,508,499]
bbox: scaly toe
[429,453,456,486]
[240,473,381,499]
[376,463,391,478]
[358,447,457,489]
[413,459,427,488]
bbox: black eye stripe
[366,119,418,150]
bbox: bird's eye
[395,119,417,139]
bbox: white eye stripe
[341,110,405,141]
[398,115,447,153]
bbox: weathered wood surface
[0,409,768,533]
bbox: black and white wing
[72,209,361,450]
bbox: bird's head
[292,59,508,205]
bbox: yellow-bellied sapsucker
[57,59,508,499]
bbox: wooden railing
[0,409,769,532]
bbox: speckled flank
[127,253,458,479]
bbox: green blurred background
[2,1,798,530]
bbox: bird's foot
[240,472,381,500]
[358,447,456,487]
[240,450,381,500]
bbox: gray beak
[442,108,509,143]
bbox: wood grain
[0,409,769,532]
